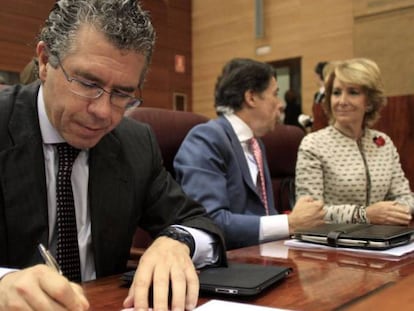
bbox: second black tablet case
[293,224,414,250]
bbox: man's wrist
[157,226,195,257]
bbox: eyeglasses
[57,58,143,110]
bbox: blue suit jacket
[174,116,276,249]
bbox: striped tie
[249,138,269,215]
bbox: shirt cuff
[259,214,290,242]
[174,225,219,269]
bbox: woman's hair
[323,58,386,127]
[214,58,277,115]
[39,0,156,88]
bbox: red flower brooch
[373,135,385,147]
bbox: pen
[38,243,63,275]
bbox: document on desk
[284,239,414,259]
[121,299,292,311]
[194,299,292,310]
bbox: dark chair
[126,107,209,177]
[125,107,209,267]
[262,123,305,213]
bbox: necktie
[249,138,269,215]
[55,143,81,282]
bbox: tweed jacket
[296,126,414,223]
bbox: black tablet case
[198,263,291,296]
[121,262,292,297]
[293,224,414,250]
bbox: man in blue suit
[174,58,325,249]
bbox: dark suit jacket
[0,83,226,277]
[174,116,277,250]
[312,91,329,131]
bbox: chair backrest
[127,109,305,213]
[261,124,305,213]
[126,107,209,177]
[125,107,209,258]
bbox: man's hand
[288,196,325,234]
[367,201,412,225]
[123,236,198,311]
[0,265,89,311]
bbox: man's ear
[244,89,257,108]
[36,41,50,81]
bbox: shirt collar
[37,85,65,144]
[223,112,254,143]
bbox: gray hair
[39,0,156,88]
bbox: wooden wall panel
[0,0,55,73]
[0,0,192,111]
[374,96,414,190]
[138,0,193,110]
[167,3,192,107]
[354,1,414,97]
[192,0,354,118]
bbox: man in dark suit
[174,58,324,250]
[0,1,225,310]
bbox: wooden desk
[82,241,414,310]
[342,272,414,310]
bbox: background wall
[353,0,414,97]
[192,0,414,118]
[0,0,192,111]
[192,0,354,117]
[0,0,55,73]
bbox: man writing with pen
[0,1,226,310]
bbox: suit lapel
[88,131,134,276]
[0,83,48,266]
[215,118,258,194]
[216,117,277,214]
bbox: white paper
[194,299,292,311]
[260,241,289,258]
[121,300,292,311]
[284,239,414,258]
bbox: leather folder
[293,224,414,250]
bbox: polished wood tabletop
[82,240,414,310]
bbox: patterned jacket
[295,126,414,223]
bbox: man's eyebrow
[74,69,137,93]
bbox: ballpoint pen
[38,243,63,275]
